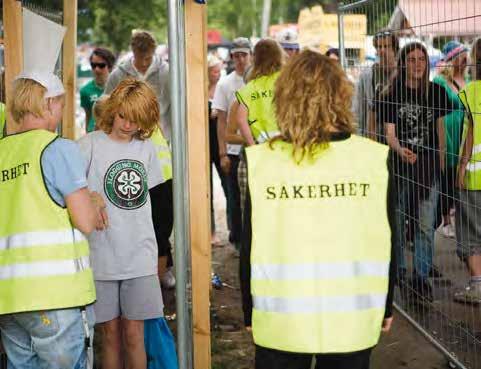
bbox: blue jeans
[393,179,439,279]
[0,306,95,369]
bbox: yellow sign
[298,5,367,50]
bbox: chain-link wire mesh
[339,0,481,367]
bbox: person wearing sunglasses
[80,47,115,133]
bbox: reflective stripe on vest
[0,229,85,251]
[0,255,90,280]
[253,294,387,314]
[252,261,389,280]
[459,82,481,189]
[246,136,390,354]
[151,127,173,180]
[236,72,280,143]
[0,130,95,314]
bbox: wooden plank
[62,0,77,139]
[3,0,23,134]
[184,2,211,368]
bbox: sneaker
[453,283,481,305]
[160,268,176,289]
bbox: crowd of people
[1,20,481,369]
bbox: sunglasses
[91,62,107,70]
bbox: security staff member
[235,38,284,145]
[240,50,395,369]
[0,72,106,368]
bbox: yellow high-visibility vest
[459,81,481,190]
[151,127,172,181]
[246,135,391,353]
[236,72,280,143]
[0,130,95,314]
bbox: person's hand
[400,148,417,164]
[90,191,108,230]
[457,162,467,189]
[381,317,393,333]
[220,155,231,174]
[245,326,252,332]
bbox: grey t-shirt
[77,131,164,280]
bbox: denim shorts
[0,305,95,369]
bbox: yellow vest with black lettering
[246,135,391,353]
[0,130,96,314]
[0,103,5,138]
[236,72,280,143]
[151,127,172,181]
[459,81,481,190]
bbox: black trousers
[255,346,372,369]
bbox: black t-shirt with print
[381,81,453,154]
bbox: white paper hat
[15,8,67,98]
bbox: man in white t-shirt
[212,37,251,245]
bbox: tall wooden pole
[3,0,23,134]
[184,1,211,368]
[62,0,77,139]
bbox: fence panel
[338,0,481,368]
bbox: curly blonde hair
[97,79,160,139]
[273,49,355,161]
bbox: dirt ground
[203,173,452,369]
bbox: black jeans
[255,345,372,369]
[226,154,242,244]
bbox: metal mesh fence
[339,0,481,367]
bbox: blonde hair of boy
[9,78,61,123]
[97,79,160,139]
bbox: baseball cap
[277,29,300,50]
[231,37,252,54]
[442,41,468,62]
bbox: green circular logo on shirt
[104,159,148,210]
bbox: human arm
[216,110,231,174]
[367,110,377,141]
[383,169,396,333]
[226,101,247,145]
[458,116,474,189]
[66,188,105,235]
[385,123,417,164]
[235,102,255,146]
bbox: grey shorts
[456,190,481,259]
[94,275,163,323]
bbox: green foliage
[89,0,168,54]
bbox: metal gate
[338,0,481,368]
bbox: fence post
[3,0,23,134]
[167,1,193,369]
[62,0,77,139]
[337,4,346,70]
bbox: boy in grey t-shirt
[78,79,166,369]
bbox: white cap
[277,29,299,50]
[16,8,66,98]
[15,70,65,98]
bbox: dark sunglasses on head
[91,62,107,69]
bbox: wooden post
[62,0,77,139]
[184,2,211,368]
[3,0,23,134]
